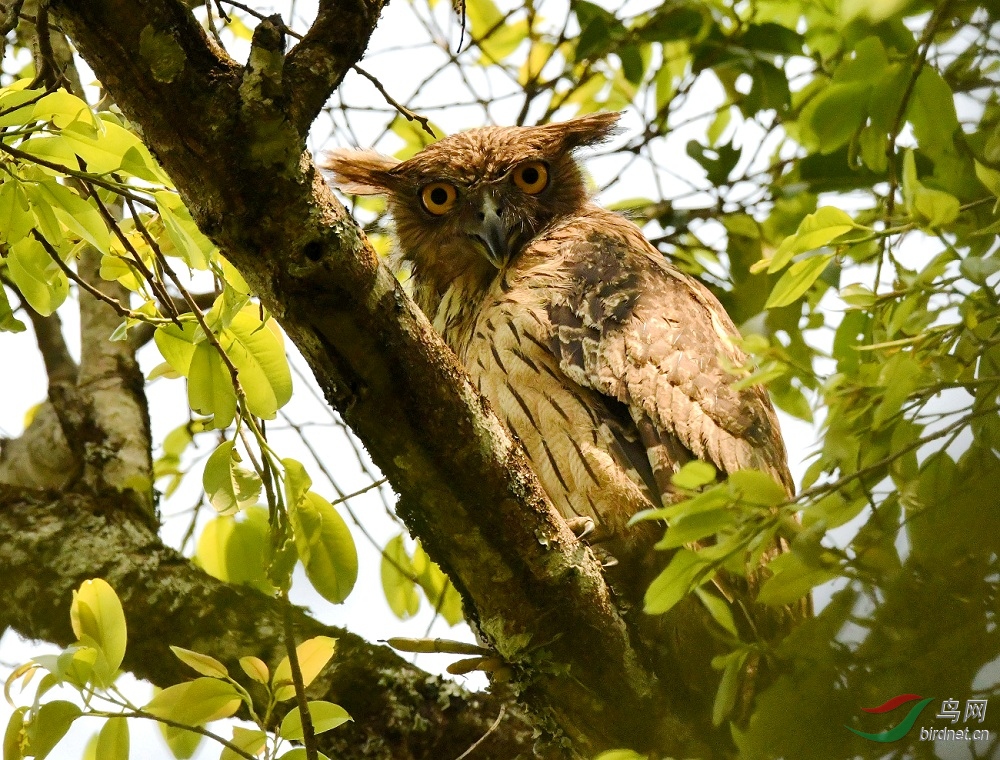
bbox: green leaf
[279,701,352,740]
[153,320,201,376]
[656,509,735,549]
[412,541,463,626]
[30,89,95,129]
[32,180,110,254]
[196,508,274,593]
[694,587,738,637]
[757,552,836,606]
[26,701,81,760]
[799,81,869,153]
[381,534,420,620]
[220,306,293,420]
[187,341,237,429]
[0,284,27,333]
[906,67,958,155]
[960,255,1000,284]
[70,578,127,684]
[593,751,648,760]
[765,253,833,309]
[0,180,33,246]
[144,678,242,726]
[202,440,262,515]
[95,717,128,760]
[901,150,960,227]
[220,727,267,760]
[712,651,746,726]
[644,548,709,615]
[671,460,717,490]
[6,236,68,316]
[727,469,788,506]
[3,706,26,760]
[154,191,214,269]
[767,206,854,273]
[169,646,228,679]
[239,656,269,684]
[277,750,330,760]
[290,491,358,604]
[272,636,337,702]
[158,723,202,759]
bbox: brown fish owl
[323,112,792,563]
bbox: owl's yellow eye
[420,182,458,215]
[512,161,549,195]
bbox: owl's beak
[473,197,510,268]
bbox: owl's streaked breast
[431,249,654,539]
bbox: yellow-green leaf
[26,700,81,760]
[6,236,68,316]
[70,579,127,677]
[239,656,269,684]
[220,306,293,420]
[95,717,129,760]
[768,207,853,273]
[381,534,420,620]
[158,723,202,759]
[279,701,351,740]
[33,180,110,254]
[154,191,214,270]
[765,253,832,309]
[203,440,262,515]
[220,727,267,760]
[169,646,228,679]
[289,491,358,604]
[153,320,201,376]
[671,460,717,490]
[144,678,242,726]
[644,548,709,614]
[0,180,33,246]
[272,636,337,702]
[187,341,237,429]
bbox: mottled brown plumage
[324,113,791,550]
[324,113,799,722]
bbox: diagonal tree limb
[48,0,709,754]
[0,487,536,760]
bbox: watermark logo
[847,695,990,743]
[847,694,935,742]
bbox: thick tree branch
[284,0,387,135]
[0,488,535,759]
[49,0,706,754]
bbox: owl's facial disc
[471,195,510,269]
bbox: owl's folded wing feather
[542,226,794,502]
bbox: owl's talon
[566,516,595,539]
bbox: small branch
[283,0,388,135]
[282,597,318,760]
[31,229,132,319]
[0,140,157,207]
[352,66,436,138]
[0,0,26,35]
[455,704,505,760]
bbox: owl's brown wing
[542,222,793,503]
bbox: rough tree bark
[0,0,722,757]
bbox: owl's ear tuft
[321,149,401,195]
[543,111,622,153]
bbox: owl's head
[323,112,620,278]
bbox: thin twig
[454,705,506,760]
[352,66,437,138]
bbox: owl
[324,111,792,545]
